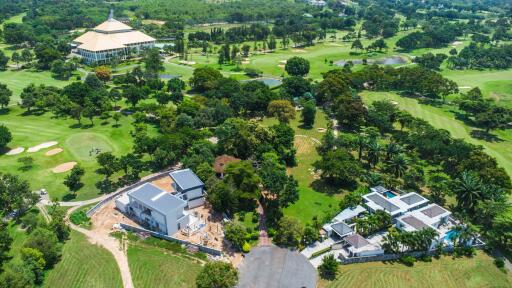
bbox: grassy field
[360,91,512,178]
[128,242,202,288]
[44,230,123,288]
[0,106,134,200]
[260,110,341,224]
[319,252,512,288]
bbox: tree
[0,124,12,148]
[21,49,33,63]
[318,254,339,280]
[452,171,482,214]
[123,84,145,108]
[386,153,409,178]
[313,149,362,186]
[23,228,61,268]
[112,113,121,126]
[63,165,85,193]
[0,51,8,70]
[301,100,316,128]
[427,172,450,205]
[224,161,261,211]
[0,262,35,288]
[20,247,45,284]
[49,205,69,242]
[413,53,448,71]
[144,48,164,78]
[95,66,112,81]
[273,216,303,248]
[351,39,364,52]
[0,221,13,268]
[224,222,247,250]
[155,91,171,106]
[11,52,21,69]
[50,60,75,80]
[190,66,223,92]
[285,56,310,76]
[267,100,295,123]
[196,261,238,288]
[0,173,36,216]
[0,84,12,108]
[167,78,186,93]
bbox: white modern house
[122,183,190,235]
[362,188,429,219]
[169,169,206,209]
[71,10,155,63]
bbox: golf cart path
[66,205,134,288]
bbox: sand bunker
[28,141,58,153]
[292,49,306,53]
[317,128,327,133]
[45,148,63,156]
[52,162,77,173]
[451,41,463,46]
[279,60,287,64]
[6,147,25,155]
[242,60,250,64]
[278,64,285,68]
[459,86,471,89]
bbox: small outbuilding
[213,154,240,178]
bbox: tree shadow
[68,123,82,129]
[470,130,503,142]
[311,179,356,195]
[62,193,77,201]
[21,109,45,116]
[100,120,109,126]
[18,166,33,172]
[0,108,10,115]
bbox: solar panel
[367,194,399,212]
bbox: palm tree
[385,142,403,161]
[387,153,409,178]
[366,140,381,168]
[356,133,368,161]
[453,171,482,213]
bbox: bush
[310,247,332,259]
[494,258,505,268]
[242,242,251,253]
[267,228,276,237]
[400,255,416,267]
[252,213,259,223]
[69,211,90,227]
[318,254,338,280]
[420,254,432,262]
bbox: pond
[335,55,407,67]
[241,77,282,88]
[159,74,181,79]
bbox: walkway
[256,201,270,246]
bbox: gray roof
[331,222,353,237]
[402,216,429,230]
[400,193,426,205]
[169,169,204,191]
[128,183,186,215]
[367,194,399,212]
[372,186,388,194]
[344,234,370,249]
[421,204,448,218]
[237,246,317,288]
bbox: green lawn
[0,106,134,200]
[319,252,512,288]
[360,91,512,179]
[260,110,341,224]
[128,242,202,288]
[44,230,123,288]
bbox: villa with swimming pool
[304,186,482,264]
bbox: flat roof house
[72,10,155,63]
[343,234,384,257]
[362,191,429,218]
[126,183,190,236]
[169,169,206,209]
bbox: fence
[339,244,485,265]
[119,223,222,256]
[86,168,177,217]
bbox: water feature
[334,55,407,67]
[159,74,181,79]
[242,77,282,88]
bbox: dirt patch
[317,128,327,133]
[6,147,24,155]
[45,148,63,156]
[242,60,250,64]
[278,64,285,68]
[28,141,58,153]
[151,176,175,193]
[52,161,77,173]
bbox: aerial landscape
[0,0,511,287]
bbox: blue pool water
[383,191,397,198]
[444,230,459,241]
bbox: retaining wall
[119,223,222,256]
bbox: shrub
[242,242,251,253]
[252,213,259,223]
[69,211,90,227]
[400,255,416,267]
[267,228,276,237]
[494,258,505,268]
[420,254,432,262]
[319,254,338,280]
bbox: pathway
[256,201,270,246]
[65,204,134,288]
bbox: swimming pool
[383,191,397,198]
[444,230,459,241]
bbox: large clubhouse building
[72,11,155,63]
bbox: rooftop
[344,234,370,249]
[401,215,429,230]
[169,169,204,191]
[421,204,448,218]
[213,155,240,174]
[331,222,354,237]
[128,183,186,215]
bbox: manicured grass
[319,252,512,288]
[0,69,74,105]
[44,230,123,288]
[260,110,341,224]
[128,242,202,288]
[0,106,134,200]
[360,91,512,179]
